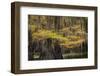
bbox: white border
[20,6,95,70]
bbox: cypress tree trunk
[39,38,55,60]
[53,41,63,59]
[28,30,34,60]
[55,16,61,31]
[39,38,63,60]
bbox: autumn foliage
[28,15,88,60]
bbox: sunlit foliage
[28,15,88,60]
